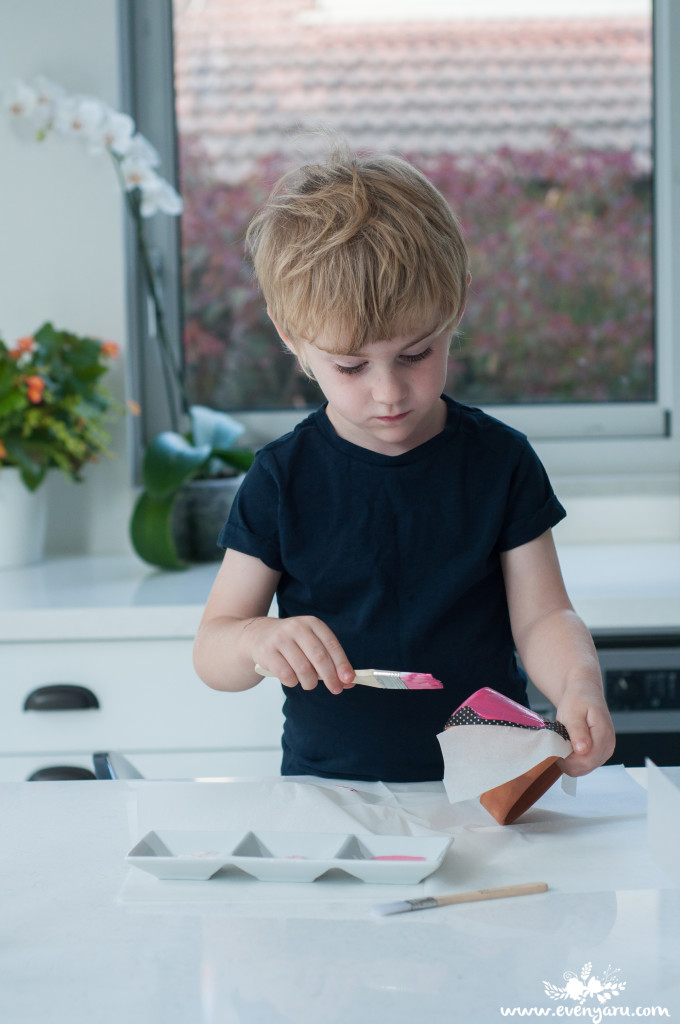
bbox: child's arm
[193,548,355,694]
[500,530,616,777]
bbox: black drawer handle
[23,684,100,711]
[28,766,96,781]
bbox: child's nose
[371,368,407,406]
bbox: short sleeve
[497,441,566,551]
[217,454,284,571]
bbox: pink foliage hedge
[179,131,653,410]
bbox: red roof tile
[173,0,652,182]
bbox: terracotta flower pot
[438,687,572,824]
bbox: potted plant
[6,76,254,570]
[0,322,121,568]
[0,322,121,488]
[130,407,254,570]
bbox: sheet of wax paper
[119,767,668,915]
[437,720,573,804]
[120,776,448,916]
[646,760,680,887]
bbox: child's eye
[400,347,432,365]
[335,362,366,375]
[334,347,432,375]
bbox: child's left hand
[554,685,616,777]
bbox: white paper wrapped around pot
[437,687,573,824]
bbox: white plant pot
[0,467,49,570]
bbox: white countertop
[0,542,678,641]
[2,766,679,1024]
[0,554,219,641]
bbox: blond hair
[246,147,469,354]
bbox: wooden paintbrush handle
[255,665,384,688]
[351,670,384,688]
[437,881,548,906]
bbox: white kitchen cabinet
[0,556,284,781]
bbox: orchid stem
[111,155,190,432]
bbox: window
[121,0,680,470]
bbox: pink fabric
[461,687,548,728]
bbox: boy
[193,148,615,783]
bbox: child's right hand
[246,615,355,695]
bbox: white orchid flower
[4,79,38,119]
[139,176,184,217]
[3,73,186,458]
[88,109,136,157]
[4,79,42,139]
[31,76,66,102]
[30,76,67,133]
[54,95,106,141]
[31,76,66,111]
[120,155,159,193]
[126,132,160,168]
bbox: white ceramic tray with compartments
[126,829,452,883]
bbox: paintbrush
[372,880,548,916]
[254,665,443,690]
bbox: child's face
[299,325,452,456]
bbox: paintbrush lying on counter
[254,665,443,690]
[372,881,549,916]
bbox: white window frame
[118,0,680,485]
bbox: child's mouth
[376,412,410,423]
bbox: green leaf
[141,431,212,498]
[130,491,187,570]
[33,321,58,348]
[212,447,255,472]
[3,436,47,491]
[189,405,245,451]
[0,391,27,417]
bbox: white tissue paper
[438,721,573,803]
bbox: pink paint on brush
[465,687,547,728]
[402,673,444,690]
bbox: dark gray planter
[171,474,245,562]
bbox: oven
[526,629,680,766]
[595,629,680,766]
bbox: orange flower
[126,398,142,416]
[9,336,35,358]
[25,375,45,404]
[101,341,120,358]
[0,440,6,459]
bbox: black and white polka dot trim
[444,705,570,741]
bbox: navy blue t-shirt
[219,396,566,782]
